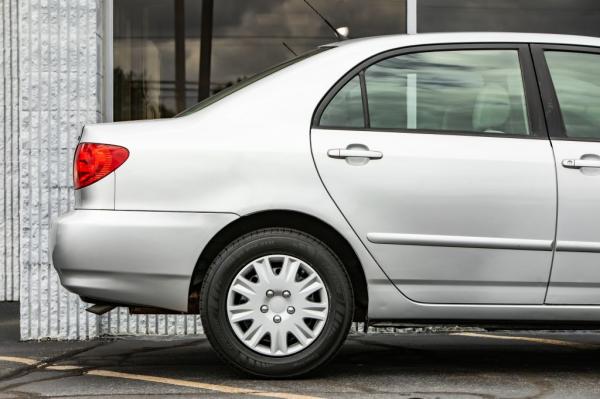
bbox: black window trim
[358,70,370,128]
[531,43,600,142]
[312,42,548,140]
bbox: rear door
[532,45,600,304]
[311,44,557,304]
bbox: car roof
[324,32,600,49]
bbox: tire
[200,228,354,378]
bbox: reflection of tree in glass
[114,68,175,121]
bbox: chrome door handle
[562,159,600,169]
[327,149,383,159]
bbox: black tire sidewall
[201,229,354,378]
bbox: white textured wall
[18,0,101,339]
[15,0,204,339]
[1,0,21,302]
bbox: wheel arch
[188,210,368,321]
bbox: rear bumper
[51,210,238,312]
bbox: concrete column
[18,0,101,339]
[16,0,204,339]
[0,0,21,303]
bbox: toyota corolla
[51,32,600,377]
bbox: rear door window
[364,49,530,135]
[318,48,532,136]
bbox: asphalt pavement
[2,302,600,398]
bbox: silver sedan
[51,32,600,377]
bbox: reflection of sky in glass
[546,51,600,139]
[211,0,406,91]
[365,50,530,135]
[113,0,406,121]
[419,0,600,36]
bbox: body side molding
[556,241,600,253]
[367,232,553,251]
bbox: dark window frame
[312,43,548,140]
[531,43,600,142]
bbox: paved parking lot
[2,303,600,398]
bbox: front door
[533,45,600,304]
[311,44,556,304]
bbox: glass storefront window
[113,0,203,121]
[177,48,328,117]
[114,0,407,122]
[418,0,600,36]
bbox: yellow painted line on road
[452,332,600,350]
[0,355,39,366]
[87,369,322,399]
[0,355,82,370]
[46,364,83,371]
[0,355,322,399]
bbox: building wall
[11,0,204,339]
[17,0,101,339]
[1,0,20,302]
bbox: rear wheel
[200,228,354,378]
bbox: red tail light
[74,143,129,190]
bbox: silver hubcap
[226,255,329,357]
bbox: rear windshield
[177,47,330,117]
